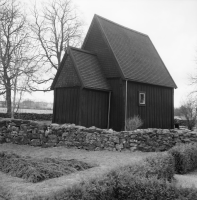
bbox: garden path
[175,170,197,189]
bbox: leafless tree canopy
[0,0,84,115]
[31,0,83,73]
[180,97,197,130]
[189,52,197,92]
[0,0,39,116]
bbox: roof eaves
[84,86,111,92]
[126,77,176,89]
[69,47,85,88]
[70,47,96,56]
[95,15,125,80]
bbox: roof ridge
[95,14,125,79]
[70,46,96,56]
[95,14,148,37]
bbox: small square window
[139,92,146,106]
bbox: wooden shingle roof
[70,47,110,91]
[51,47,110,91]
[94,15,177,88]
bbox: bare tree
[174,107,182,117]
[189,51,197,92]
[180,97,197,130]
[30,0,83,90]
[0,0,39,117]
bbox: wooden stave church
[51,14,177,131]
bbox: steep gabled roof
[51,47,110,91]
[88,15,177,88]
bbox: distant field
[0,107,53,114]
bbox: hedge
[40,153,197,200]
[121,152,175,182]
[48,170,197,200]
[3,151,197,199]
[169,143,197,174]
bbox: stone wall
[0,119,197,152]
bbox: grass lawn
[0,143,154,200]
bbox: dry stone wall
[0,119,197,152]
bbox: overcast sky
[24,0,197,108]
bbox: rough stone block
[48,135,58,143]
[5,138,11,143]
[62,132,68,139]
[95,147,101,151]
[115,144,123,151]
[18,131,25,136]
[31,132,40,139]
[123,142,130,148]
[109,136,119,143]
[30,139,41,146]
[40,135,47,143]
[56,141,66,146]
[87,144,96,151]
[20,136,30,145]
[43,142,56,148]
[0,136,5,143]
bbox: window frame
[138,91,146,106]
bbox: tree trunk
[6,82,12,118]
[12,76,18,118]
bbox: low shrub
[0,152,94,183]
[125,115,143,131]
[20,152,197,200]
[169,143,197,174]
[145,153,175,181]
[177,187,197,200]
[112,173,177,200]
[48,170,197,200]
[121,152,175,181]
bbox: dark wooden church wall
[124,81,174,129]
[53,87,80,124]
[81,88,109,129]
[107,78,125,131]
[52,89,56,123]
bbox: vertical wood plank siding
[107,78,125,131]
[81,89,109,129]
[53,87,80,124]
[125,81,174,129]
[52,89,56,123]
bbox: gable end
[54,55,81,88]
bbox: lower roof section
[70,47,111,91]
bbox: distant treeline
[0,100,53,110]
[0,112,52,121]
